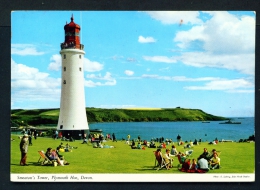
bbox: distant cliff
[11,107,227,127]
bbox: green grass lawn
[11,135,255,174]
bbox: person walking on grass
[28,135,33,146]
[19,134,29,166]
[112,133,117,142]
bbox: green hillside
[11,107,227,127]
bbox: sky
[11,11,255,117]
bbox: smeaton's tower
[57,15,89,139]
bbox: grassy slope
[11,135,254,174]
[11,108,227,126]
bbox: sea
[89,117,255,142]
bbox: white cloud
[141,74,171,80]
[144,11,203,25]
[48,54,61,71]
[141,74,218,81]
[177,52,254,75]
[11,58,61,104]
[125,70,134,76]
[85,72,116,87]
[47,56,103,72]
[172,76,219,82]
[110,55,124,61]
[84,58,104,72]
[140,73,254,93]
[159,67,170,71]
[184,78,254,92]
[126,58,137,62]
[174,25,207,49]
[11,44,45,56]
[143,56,177,63]
[138,36,156,43]
[173,11,255,75]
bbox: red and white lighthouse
[57,15,89,140]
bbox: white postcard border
[11,173,255,182]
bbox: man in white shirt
[198,157,209,171]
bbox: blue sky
[11,11,255,117]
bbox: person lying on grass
[65,143,78,150]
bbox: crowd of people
[18,131,222,171]
[178,147,221,173]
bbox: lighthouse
[57,15,89,140]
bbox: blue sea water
[89,117,254,142]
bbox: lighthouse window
[60,125,63,129]
[64,67,66,71]
[79,67,82,71]
[64,54,66,59]
[79,55,81,59]
[63,80,66,84]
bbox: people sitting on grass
[208,140,217,145]
[207,149,221,160]
[66,143,78,149]
[197,157,209,171]
[92,141,115,148]
[179,158,191,172]
[179,158,208,173]
[198,148,210,161]
[131,140,136,149]
[163,149,174,170]
[149,141,156,148]
[209,153,220,169]
[193,139,199,145]
[103,144,115,148]
[179,152,187,164]
[184,143,191,149]
[45,147,69,166]
[136,142,142,149]
[92,142,102,148]
[189,159,198,171]
[142,140,148,146]
[154,148,162,167]
[56,147,64,160]
[170,145,178,156]
[157,142,166,149]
